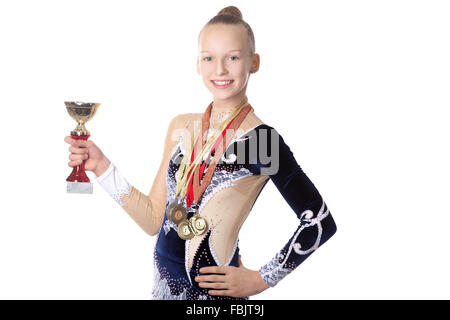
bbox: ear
[251,53,260,73]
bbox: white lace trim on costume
[95,161,131,207]
[209,234,239,266]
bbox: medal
[167,203,187,225]
[189,214,208,236]
[167,197,187,225]
[168,97,254,240]
[177,220,194,240]
[167,197,196,225]
[166,197,180,223]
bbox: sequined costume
[94,108,337,300]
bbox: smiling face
[197,23,259,108]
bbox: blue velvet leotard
[150,123,337,300]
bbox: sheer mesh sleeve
[94,115,183,236]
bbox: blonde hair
[199,6,256,56]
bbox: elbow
[144,227,160,237]
[150,229,160,237]
[322,212,337,243]
[140,221,161,237]
[315,197,337,241]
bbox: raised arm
[94,114,184,236]
[256,125,338,287]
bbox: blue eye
[202,56,238,61]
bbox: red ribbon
[185,117,236,208]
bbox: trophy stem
[66,134,91,183]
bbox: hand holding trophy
[65,101,100,194]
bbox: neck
[212,95,248,112]
[209,95,249,128]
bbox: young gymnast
[64,6,337,300]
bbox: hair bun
[217,6,243,19]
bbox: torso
[152,108,271,300]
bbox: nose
[215,59,228,76]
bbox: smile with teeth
[212,80,233,85]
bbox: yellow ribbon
[175,97,249,201]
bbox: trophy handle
[66,134,91,183]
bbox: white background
[0,0,449,299]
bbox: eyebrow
[200,50,242,53]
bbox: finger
[199,281,228,289]
[196,274,226,283]
[69,153,89,161]
[69,145,89,154]
[64,136,73,144]
[208,289,234,297]
[199,266,227,275]
[68,160,83,167]
[72,139,91,148]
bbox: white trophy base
[67,181,93,194]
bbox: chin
[213,93,236,101]
[210,88,241,101]
[209,88,231,98]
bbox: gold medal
[189,214,208,236]
[177,220,194,240]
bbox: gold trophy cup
[65,101,100,194]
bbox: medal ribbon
[174,98,253,207]
[176,98,249,200]
[188,103,252,207]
